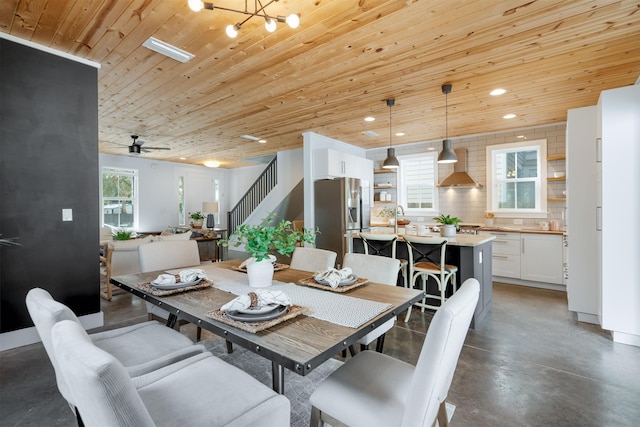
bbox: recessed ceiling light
[362,130,379,138]
[490,88,507,96]
[179,157,187,160]
[142,37,194,63]
[258,139,267,143]
[395,132,405,137]
[517,135,526,139]
[503,113,517,119]
[204,160,220,168]
[241,134,261,141]
[364,116,375,122]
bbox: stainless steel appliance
[314,177,369,267]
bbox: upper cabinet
[313,148,372,181]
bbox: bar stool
[359,232,408,288]
[403,235,458,322]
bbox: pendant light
[438,84,458,164]
[382,98,399,169]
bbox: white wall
[99,153,229,231]
[302,132,370,230]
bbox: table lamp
[202,201,219,229]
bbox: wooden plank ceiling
[2,0,639,168]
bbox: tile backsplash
[368,123,566,229]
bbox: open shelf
[374,169,397,174]
[548,198,567,202]
[547,155,566,161]
[548,176,566,181]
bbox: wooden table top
[110,259,423,376]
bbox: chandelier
[188,0,300,38]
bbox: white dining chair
[52,320,290,427]
[138,240,203,340]
[343,253,401,354]
[403,235,458,323]
[359,232,408,288]
[25,288,205,420]
[289,247,337,272]
[310,278,480,427]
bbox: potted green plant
[433,214,462,237]
[113,228,132,240]
[189,211,206,229]
[220,213,318,287]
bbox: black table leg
[272,361,284,394]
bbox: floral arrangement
[433,214,462,226]
[113,228,132,240]
[220,213,318,262]
[189,211,206,220]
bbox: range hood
[438,148,483,188]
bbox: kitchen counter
[350,233,494,328]
[477,227,565,235]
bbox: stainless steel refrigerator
[314,177,370,267]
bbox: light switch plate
[62,209,73,221]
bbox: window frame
[486,139,548,218]
[101,167,139,230]
[397,151,439,215]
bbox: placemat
[206,304,309,333]
[298,276,369,293]
[135,279,213,297]
[232,263,290,273]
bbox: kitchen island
[351,233,495,328]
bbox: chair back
[25,288,84,408]
[359,232,398,258]
[107,236,154,278]
[401,278,480,426]
[52,320,156,427]
[404,235,448,272]
[138,240,200,273]
[289,247,337,272]
[343,253,400,286]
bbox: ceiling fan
[126,135,170,154]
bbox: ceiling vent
[438,148,482,188]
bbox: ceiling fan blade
[104,141,130,147]
[143,147,171,150]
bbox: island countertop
[349,232,495,247]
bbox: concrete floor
[2,282,639,426]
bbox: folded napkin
[154,274,177,285]
[179,269,207,283]
[314,267,353,288]
[220,289,291,312]
[238,255,277,270]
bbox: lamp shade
[437,139,458,163]
[382,148,400,169]
[202,202,219,213]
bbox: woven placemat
[135,279,214,297]
[297,277,369,293]
[232,263,290,273]
[206,304,309,333]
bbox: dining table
[109,259,424,394]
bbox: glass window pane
[517,150,538,178]
[516,181,536,208]
[118,175,133,198]
[102,174,118,197]
[498,182,515,209]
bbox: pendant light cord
[389,102,392,148]
[445,90,448,140]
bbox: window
[486,139,547,217]
[102,167,138,229]
[178,176,185,226]
[398,152,439,214]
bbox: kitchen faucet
[394,205,405,234]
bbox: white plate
[236,303,280,315]
[314,274,358,287]
[226,305,288,323]
[151,278,202,290]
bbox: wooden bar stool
[359,232,408,288]
[403,235,458,322]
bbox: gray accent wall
[0,39,99,332]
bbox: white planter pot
[245,257,275,288]
[441,224,457,238]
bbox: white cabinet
[479,231,564,285]
[480,231,521,278]
[521,234,563,284]
[313,148,372,181]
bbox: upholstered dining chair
[52,320,290,427]
[310,278,480,427]
[102,235,154,300]
[289,247,337,272]
[403,235,458,323]
[342,253,401,354]
[138,239,203,340]
[359,232,408,288]
[25,288,205,420]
